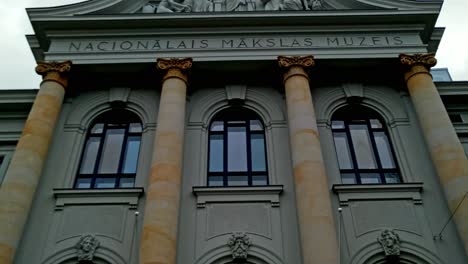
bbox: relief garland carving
[227,232,252,260]
[377,229,401,257]
[75,234,100,262]
[143,0,327,13]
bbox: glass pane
[122,136,141,174]
[208,175,224,186]
[75,178,91,189]
[119,177,135,188]
[370,119,383,128]
[79,137,101,174]
[349,125,377,169]
[91,123,104,134]
[251,134,266,171]
[360,173,381,184]
[94,177,117,188]
[341,173,356,184]
[98,129,125,174]
[331,120,345,129]
[333,132,354,170]
[385,172,401,183]
[210,121,224,131]
[252,175,268,185]
[228,127,248,172]
[129,123,143,133]
[374,132,396,169]
[227,175,248,186]
[250,120,263,131]
[0,156,4,167]
[209,134,224,172]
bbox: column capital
[277,56,315,83]
[35,61,72,88]
[156,58,193,84]
[399,53,437,82]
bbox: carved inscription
[67,35,406,53]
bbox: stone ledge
[332,183,423,206]
[192,185,283,208]
[53,188,144,210]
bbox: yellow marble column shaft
[0,61,71,263]
[140,58,192,264]
[401,53,468,254]
[278,56,339,264]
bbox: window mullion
[367,120,386,184]
[223,120,228,186]
[115,124,130,188]
[90,124,107,188]
[246,118,253,186]
[343,121,361,184]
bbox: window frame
[74,111,142,189]
[207,109,269,187]
[332,108,401,184]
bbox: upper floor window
[208,108,268,186]
[331,106,401,184]
[75,110,142,189]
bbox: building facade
[0,0,467,263]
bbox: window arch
[331,105,401,184]
[75,110,142,189]
[208,108,268,186]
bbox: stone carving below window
[76,234,100,263]
[377,229,401,257]
[228,232,252,260]
[141,0,328,13]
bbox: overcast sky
[1,0,467,89]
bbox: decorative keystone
[76,234,100,262]
[228,232,251,260]
[378,229,401,257]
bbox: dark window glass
[208,109,268,186]
[332,106,401,184]
[75,110,142,189]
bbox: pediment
[27,0,442,17]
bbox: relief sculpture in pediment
[144,0,321,13]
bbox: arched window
[208,108,268,186]
[331,105,401,184]
[75,110,142,189]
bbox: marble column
[278,56,338,264]
[140,58,192,264]
[0,61,71,263]
[400,53,468,254]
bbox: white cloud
[0,0,467,89]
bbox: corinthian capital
[35,61,72,88]
[399,53,437,69]
[278,55,315,69]
[400,53,437,82]
[156,58,193,84]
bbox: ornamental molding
[75,234,100,262]
[377,229,401,257]
[228,232,252,260]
